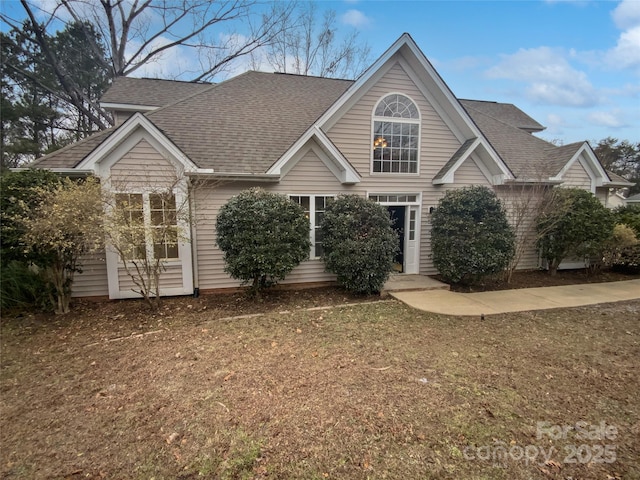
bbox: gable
[560,157,593,191]
[278,144,343,190]
[315,34,511,186]
[110,139,177,190]
[327,61,461,179]
[453,157,493,186]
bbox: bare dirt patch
[1,281,639,479]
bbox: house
[626,193,640,205]
[29,33,633,299]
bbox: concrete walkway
[390,279,640,316]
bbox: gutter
[10,167,95,178]
[502,178,564,186]
[186,172,280,183]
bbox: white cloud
[125,36,200,80]
[595,0,640,73]
[341,9,372,29]
[606,25,640,71]
[486,47,599,107]
[611,0,640,30]
[586,110,627,128]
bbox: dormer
[100,77,212,125]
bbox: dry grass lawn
[1,289,639,479]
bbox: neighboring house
[626,193,640,205]
[29,33,633,299]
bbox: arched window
[372,93,420,173]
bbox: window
[368,194,417,203]
[114,192,179,261]
[372,94,420,174]
[290,195,333,258]
[115,193,146,260]
[150,194,179,260]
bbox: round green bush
[431,186,515,284]
[216,188,311,293]
[319,195,398,294]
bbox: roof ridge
[135,77,212,85]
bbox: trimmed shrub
[537,188,615,275]
[612,244,640,274]
[319,195,398,294]
[216,188,311,293]
[431,186,515,284]
[614,204,640,237]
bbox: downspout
[188,177,200,298]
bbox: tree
[15,176,104,314]
[319,195,398,294]
[431,186,515,284]
[258,2,371,78]
[3,1,295,83]
[499,181,572,283]
[537,188,615,275]
[216,188,310,294]
[0,169,61,266]
[1,19,111,166]
[103,181,191,311]
[0,169,62,310]
[593,137,640,195]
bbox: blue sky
[326,0,640,145]
[2,0,638,144]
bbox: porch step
[382,274,450,293]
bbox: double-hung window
[372,93,420,174]
[114,192,179,262]
[290,195,333,258]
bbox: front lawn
[1,294,639,479]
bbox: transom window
[290,195,333,258]
[372,93,420,174]
[114,192,179,261]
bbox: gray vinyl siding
[562,160,592,190]
[495,186,544,271]
[117,263,183,291]
[72,253,108,297]
[110,139,177,190]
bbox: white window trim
[289,194,335,260]
[370,92,421,176]
[113,191,182,265]
[367,192,421,205]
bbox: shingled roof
[460,99,545,133]
[100,77,212,107]
[145,71,353,173]
[462,102,576,179]
[30,128,116,169]
[32,70,605,184]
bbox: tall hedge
[431,186,515,284]
[537,188,615,274]
[216,188,311,293]
[319,195,398,294]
